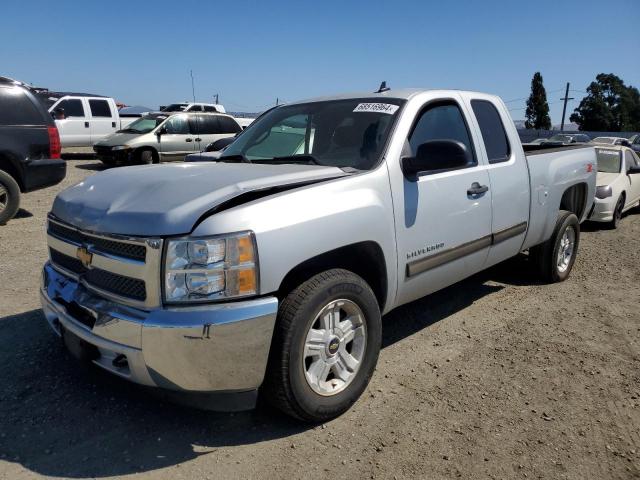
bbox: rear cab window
[89,99,112,117]
[471,100,511,164]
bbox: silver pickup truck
[41,88,596,422]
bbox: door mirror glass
[52,108,66,120]
[402,140,472,178]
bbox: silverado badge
[76,247,93,268]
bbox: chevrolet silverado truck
[41,88,597,422]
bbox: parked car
[93,112,242,165]
[0,77,66,223]
[587,146,640,228]
[592,136,631,147]
[45,95,137,147]
[629,134,640,154]
[543,133,591,145]
[42,88,596,421]
[160,102,226,113]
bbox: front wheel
[530,210,580,283]
[610,195,624,229]
[264,269,381,422]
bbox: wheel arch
[559,182,588,221]
[0,153,24,191]
[277,241,388,312]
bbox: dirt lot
[1,159,639,480]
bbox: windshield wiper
[262,154,322,165]
[218,154,251,163]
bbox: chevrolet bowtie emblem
[76,246,93,268]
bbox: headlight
[164,232,258,303]
[595,186,612,199]
[112,145,130,151]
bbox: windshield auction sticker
[353,103,399,114]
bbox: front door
[52,98,90,147]
[393,98,493,307]
[158,114,195,161]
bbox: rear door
[464,94,530,268]
[191,114,241,151]
[158,114,195,161]
[88,98,117,143]
[52,97,90,146]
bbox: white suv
[160,102,226,113]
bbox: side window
[471,99,510,163]
[57,99,85,117]
[409,102,476,168]
[203,105,218,112]
[0,86,45,125]
[218,116,242,134]
[164,115,189,134]
[89,99,112,117]
[625,150,638,168]
[187,105,202,112]
[190,115,220,134]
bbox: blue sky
[2,0,638,123]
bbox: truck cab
[48,95,133,147]
[41,88,596,422]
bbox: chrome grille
[46,216,163,309]
[48,221,146,261]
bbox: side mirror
[627,166,640,175]
[156,126,166,136]
[402,140,471,179]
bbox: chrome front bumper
[41,262,278,397]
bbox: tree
[570,73,640,132]
[524,72,551,130]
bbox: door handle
[185,138,193,142]
[467,182,489,196]
[194,138,201,142]
[84,122,89,128]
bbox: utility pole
[214,93,219,104]
[560,82,574,131]
[276,97,279,106]
[190,70,196,103]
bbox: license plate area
[61,328,99,362]
[54,297,97,330]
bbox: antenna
[376,81,390,93]
[190,70,196,103]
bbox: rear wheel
[530,210,579,283]
[264,269,381,422]
[610,195,624,229]
[0,170,21,224]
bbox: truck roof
[287,88,500,105]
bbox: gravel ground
[0,159,639,480]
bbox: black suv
[0,77,66,223]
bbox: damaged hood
[51,162,348,236]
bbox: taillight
[48,126,61,159]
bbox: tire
[263,269,381,422]
[530,210,580,283]
[0,170,21,225]
[609,195,624,229]
[137,148,157,165]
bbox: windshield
[161,103,188,112]
[120,115,166,134]
[221,98,405,170]
[596,148,622,173]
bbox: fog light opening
[112,354,129,370]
